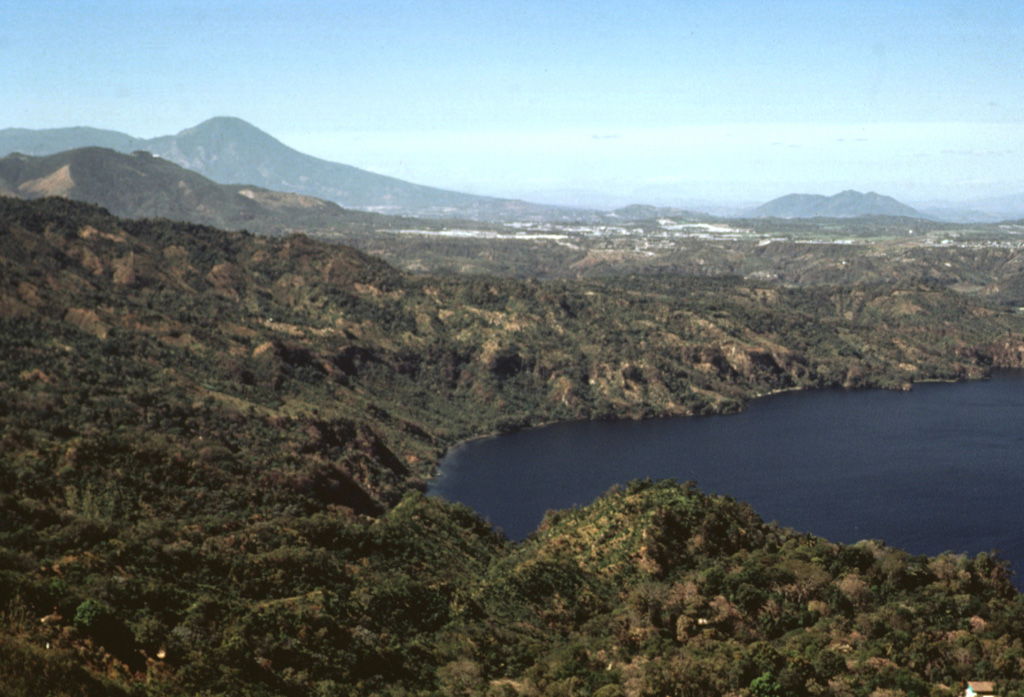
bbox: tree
[750,671,783,697]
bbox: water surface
[429,372,1024,577]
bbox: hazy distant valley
[4,119,1024,310]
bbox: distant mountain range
[0,147,396,235]
[746,190,924,219]
[0,147,713,235]
[2,117,1021,222]
[921,193,1024,223]
[0,118,592,222]
[603,203,712,221]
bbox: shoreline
[428,364,1024,486]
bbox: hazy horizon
[4,1,1023,209]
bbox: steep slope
[2,198,1024,695]
[142,117,498,215]
[0,118,590,221]
[750,190,923,218]
[3,196,1024,511]
[474,480,1023,696]
[0,147,395,235]
[2,467,1022,696]
[0,147,263,223]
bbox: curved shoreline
[428,365,1022,483]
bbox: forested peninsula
[3,197,1024,696]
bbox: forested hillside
[2,197,1024,695]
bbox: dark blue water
[429,371,1024,578]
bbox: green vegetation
[3,477,1023,696]
[322,222,1024,309]
[7,145,1024,310]
[2,197,1024,695]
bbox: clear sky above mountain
[3,0,1022,207]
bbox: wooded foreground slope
[2,197,1024,695]
[5,479,1024,697]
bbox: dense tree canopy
[2,198,1023,695]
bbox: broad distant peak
[179,116,265,134]
[749,189,922,219]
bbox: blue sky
[2,0,1022,206]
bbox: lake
[428,371,1024,580]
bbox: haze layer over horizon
[3,0,1022,207]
